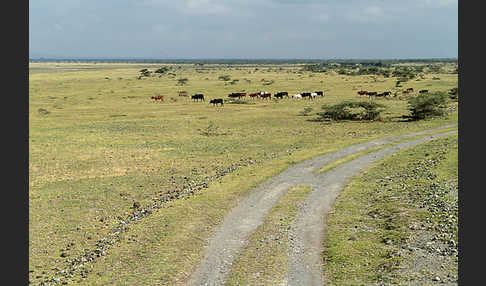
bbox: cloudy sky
[29,0,458,59]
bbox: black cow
[228,93,244,99]
[419,89,429,94]
[275,91,289,99]
[210,98,224,106]
[383,91,391,96]
[301,92,313,100]
[192,94,205,101]
[315,91,324,96]
[367,91,378,97]
[376,92,387,97]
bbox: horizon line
[29,57,458,61]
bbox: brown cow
[151,95,164,101]
[260,93,271,100]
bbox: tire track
[287,129,457,285]
[186,124,457,286]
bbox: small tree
[154,66,170,74]
[407,92,448,120]
[139,68,151,77]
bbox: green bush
[316,101,385,121]
[448,88,458,101]
[407,92,448,120]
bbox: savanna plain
[29,61,458,285]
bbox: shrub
[299,107,313,116]
[139,68,151,77]
[37,108,50,115]
[448,88,458,101]
[154,66,170,74]
[407,92,448,120]
[177,78,189,86]
[316,101,385,121]
[218,75,231,81]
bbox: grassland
[29,61,457,285]
[324,134,458,285]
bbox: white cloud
[346,5,387,23]
[183,0,230,15]
[423,0,457,7]
[364,6,384,17]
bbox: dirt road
[187,125,457,286]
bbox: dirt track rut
[187,124,457,286]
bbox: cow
[403,90,411,94]
[192,94,205,101]
[311,92,318,98]
[249,93,259,99]
[406,88,414,92]
[275,91,289,98]
[367,92,378,98]
[315,91,324,96]
[274,92,289,99]
[260,93,272,100]
[210,98,224,106]
[179,93,188,97]
[419,89,429,94]
[301,92,314,100]
[151,95,164,101]
[292,94,302,99]
[376,92,387,98]
[228,93,241,99]
[357,90,368,96]
[383,91,392,96]
[228,92,246,99]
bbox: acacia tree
[155,66,170,74]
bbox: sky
[29,0,458,59]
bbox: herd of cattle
[357,87,431,98]
[151,86,451,104]
[150,90,325,105]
